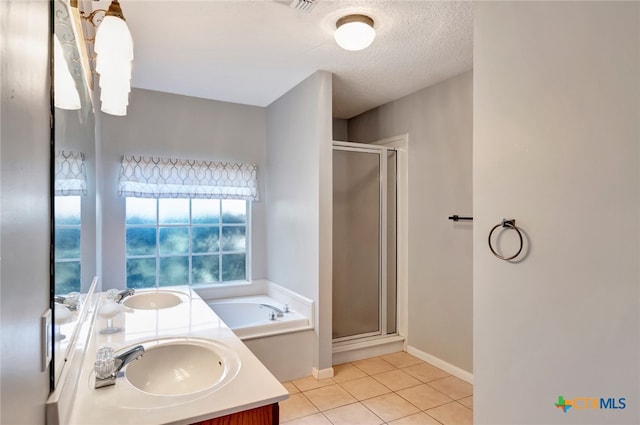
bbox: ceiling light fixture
[93,0,133,116]
[334,14,375,51]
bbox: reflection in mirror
[52,0,97,387]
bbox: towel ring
[488,219,523,261]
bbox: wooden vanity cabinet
[192,403,278,425]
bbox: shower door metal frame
[332,141,398,343]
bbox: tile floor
[279,352,472,425]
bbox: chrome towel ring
[488,219,523,261]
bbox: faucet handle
[105,288,119,301]
[96,346,114,360]
[94,347,115,379]
[283,304,290,313]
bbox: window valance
[54,150,87,196]
[118,155,259,200]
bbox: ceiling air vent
[290,0,317,13]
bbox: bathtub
[197,281,316,381]
[207,295,310,340]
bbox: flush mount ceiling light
[334,14,375,51]
[92,0,133,116]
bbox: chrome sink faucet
[114,289,135,304]
[94,345,144,389]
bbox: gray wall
[332,118,348,141]
[0,0,52,423]
[348,71,473,373]
[266,71,334,372]
[100,88,267,289]
[474,2,639,423]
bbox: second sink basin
[124,338,241,397]
[123,291,182,310]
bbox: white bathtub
[207,296,310,340]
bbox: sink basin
[124,338,241,396]
[123,291,182,310]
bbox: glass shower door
[333,148,380,339]
[332,144,397,341]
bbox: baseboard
[333,335,405,365]
[407,345,473,384]
[312,367,335,380]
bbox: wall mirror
[52,0,99,388]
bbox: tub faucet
[260,304,284,317]
[114,289,135,304]
[95,345,145,389]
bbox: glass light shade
[94,14,133,116]
[100,87,130,116]
[53,37,81,110]
[335,16,376,51]
[94,16,133,60]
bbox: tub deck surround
[194,279,315,325]
[64,286,288,425]
[207,295,311,340]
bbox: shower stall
[332,141,398,343]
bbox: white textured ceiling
[96,0,473,119]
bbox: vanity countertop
[67,286,289,425]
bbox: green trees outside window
[125,198,248,288]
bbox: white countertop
[67,286,289,425]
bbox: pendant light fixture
[334,14,376,51]
[93,0,133,116]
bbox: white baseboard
[312,367,335,380]
[407,345,473,384]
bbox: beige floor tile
[380,352,424,369]
[361,393,420,423]
[339,376,392,401]
[427,376,473,400]
[396,384,453,410]
[332,363,368,383]
[282,381,300,395]
[425,402,473,425]
[388,412,443,425]
[280,393,319,423]
[402,363,450,383]
[281,412,333,425]
[282,357,474,425]
[304,384,357,411]
[372,369,422,391]
[323,402,384,425]
[292,376,336,392]
[352,357,397,375]
[458,395,473,410]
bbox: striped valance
[55,150,87,196]
[118,155,259,200]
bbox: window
[125,198,249,288]
[54,196,81,293]
[119,154,257,289]
[54,150,87,294]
